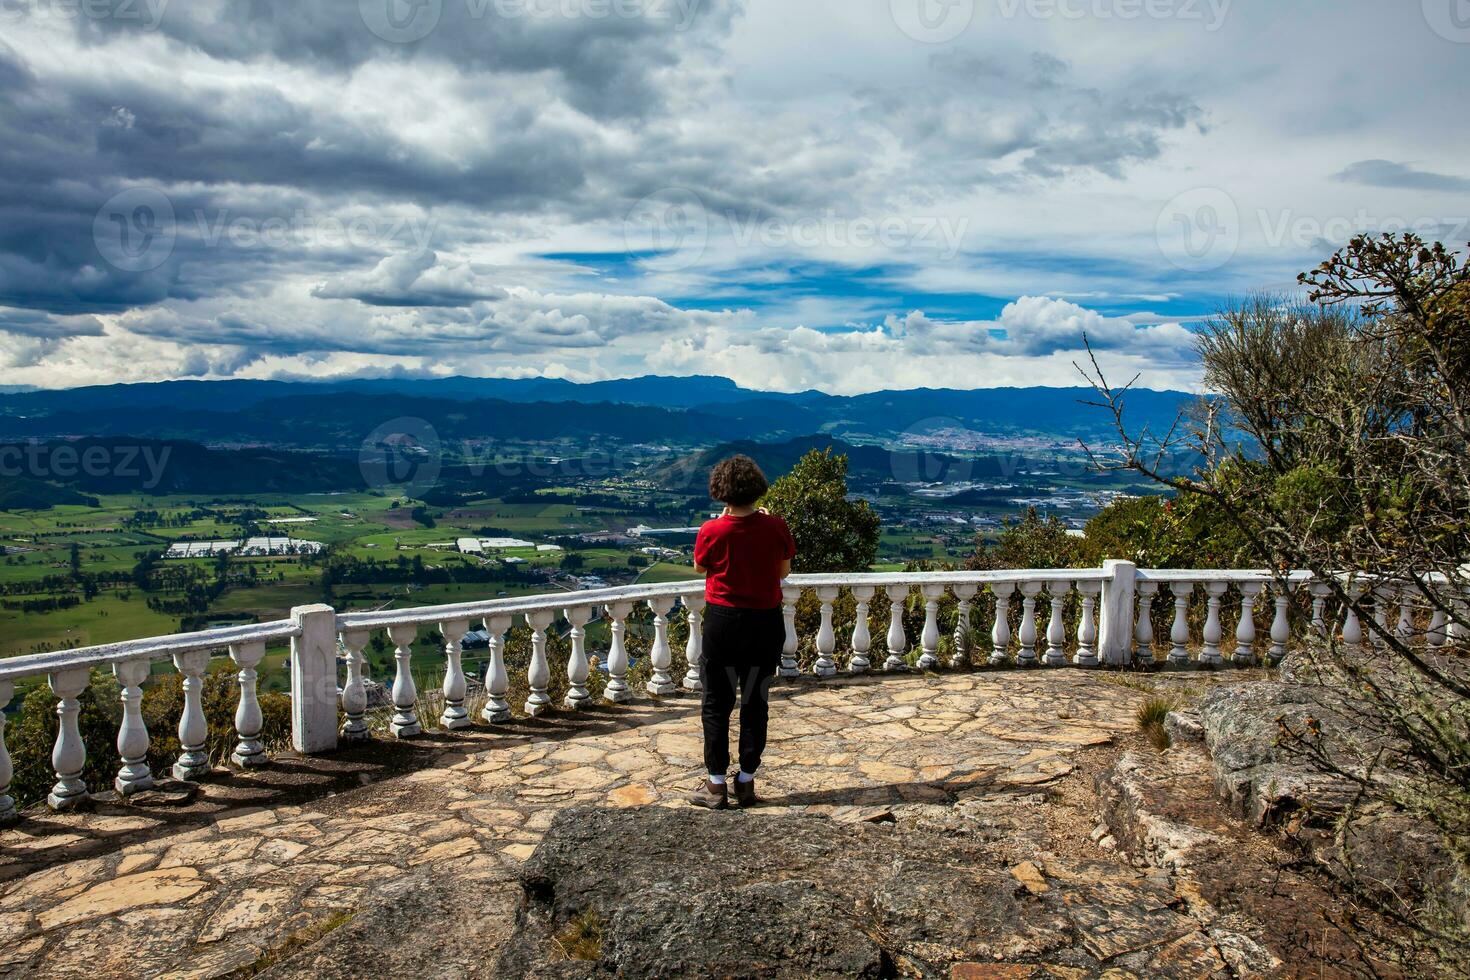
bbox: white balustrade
[1233,583,1261,667]
[781,587,801,678]
[951,584,977,669]
[565,606,593,709]
[229,641,268,767]
[172,650,211,780]
[646,597,677,696]
[481,614,513,722]
[604,602,634,704]
[917,584,944,670]
[1427,604,1448,648]
[1074,581,1100,667]
[883,585,909,671]
[1168,582,1193,665]
[387,624,421,738]
[1449,591,1470,645]
[849,586,875,673]
[435,620,470,731]
[1269,586,1291,664]
[1342,582,1365,652]
[1016,582,1042,667]
[1043,585,1068,667]
[682,596,705,691]
[1134,582,1158,666]
[0,680,14,824]
[525,610,554,716]
[1396,592,1414,644]
[340,631,371,741]
[48,668,90,809]
[1199,581,1227,666]
[113,659,153,795]
[989,583,1014,667]
[1310,582,1332,636]
[814,587,840,677]
[1372,586,1393,649]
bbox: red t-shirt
[694,512,796,610]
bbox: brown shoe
[689,780,728,810]
[733,777,758,808]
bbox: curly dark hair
[708,455,769,507]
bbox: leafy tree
[761,449,880,573]
[967,507,1088,570]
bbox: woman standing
[689,455,795,810]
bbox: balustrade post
[989,583,1014,667]
[1168,582,1194,665]
[884,585,910,671]
[781,586,801,678]
[112,659,154,795]
[917,584,944,670]
[1309,581,1331,637]
[604,602,635,703]
[814,587,840,677]
[1043,584,1068,667]
[1449,589,1470,645]
[848,586,876,673]
[387,624,422,738]
[1232,583,1261,667]
[1016,582,1042,667]
[290,604,339,755]
[47,669,91,809]
[1427,604,1448,649]
[340,631,371,741]
[682,595,706,691]
[1269,585,1292,664]
[1396,590,1415,644]
[1134,582,1158,666]
[565,606,594,709]
[1342,582,1365,653]
[525,610,555,715]
[0,681,14,824]
[439,620,471,730]
[951,584,978,668]
[229,641,268,767]
[1200,581,1227,666]
[172,651,211,781]
[1074,581,1100,667]
[481,614,514,722]
[1098,560,1137,666]
[1372,586,1393,649]
[647,598,677,696]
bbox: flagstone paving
[0,671,1154,979]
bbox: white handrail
[0,621,301,684]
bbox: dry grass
[551,909,604,962]
[1136,696,1178,751]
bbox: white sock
[708,774,727,785]
[737,771,756,784]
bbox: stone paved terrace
[0,670,1181,978]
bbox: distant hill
[0,477,99,511]
[646,435,974,491]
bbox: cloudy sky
[0,0,1466,393]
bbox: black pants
[700,603,783,777]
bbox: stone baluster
[48,668,91,809]
[849,586,876,673]
[481,614,514,722]
[951,584,978,669]
[565,606,593,709]
[1199,581,1228,666]
[0,681,14,824]
[173,651,211,780]
[781,586,802,678]
[604,602,635,703]
[1449,590,1470,645]
[112,659,154,795]
[1074,581,1100,666]
[989,583,1015,667]
[340,631,371,741]
[387,624,422,737]
[1134,582,1158,666]
[1427,603,1448,649]
[1043,584,1068,667]
[918,584,944,670]
[884,585,910,671]
[1341,582,1365,652]
[814,587,840,677]
[1396,590,1415,645]
[1168,582,1194,665]
[1309,581,1332,636]
[647,597,677,695]
[1016,582,1042,667]
[1372,586,1393,649]
[1232,583,1261,667]
[1269,585,1292,664]
[229,641,268,767]
[682,595,706,691]
[525,610,555,716]
[438,620,471,730]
